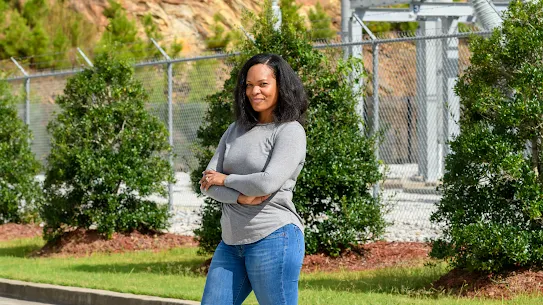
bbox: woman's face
[245,64,278,123]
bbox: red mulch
[32,228,198,257]
[432,268,543,299]
[2,223,543,299]
[0,223,42,241]
[197,241,432,275]
[302,241,431,273]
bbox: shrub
[191,0,385,256]
[0,81,42,223]
[42,54,174,241]
[430,0,543,272]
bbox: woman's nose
[251,86,260,95]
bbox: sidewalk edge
[0,278,200,305]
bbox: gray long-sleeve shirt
[201,121,306,245]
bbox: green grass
[0,238,541,304]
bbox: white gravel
[166,171,444,242]
[381,189,443,242]
[36,167,445,242]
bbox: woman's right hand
[237,194,271,205]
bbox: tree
[308,2,336,41]
[42,54,174,241]
[22,0,47,28]
[0,10,33,58]
[0,81,42,224]
[430,0,543,272]
[279,0,305,33]
[0,0,98,69]
[191,1,385,256]
[96,1,181,60]
[205,14,233,51]
[96,0,147,59]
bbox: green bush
[0,81,42,223]
[430,0,543,272]
[191,1,385,256]
[42,54,174,241]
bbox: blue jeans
[201,224,305,305]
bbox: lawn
[0,237,541,305]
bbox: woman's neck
[258,112,274,124]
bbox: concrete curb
[382,179,442,195]
[0,279,200,305]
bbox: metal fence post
[350,15,381,197]
[151,38,174,212]
[352,14,381,198]
[372,41,380,199]
[341,0,351,59]
[239,26,255,44]
[77,48,94,67]
[10,57,30,126]
[24,78,30,126]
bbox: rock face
[66,0,341,55]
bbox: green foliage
[97,0,146,58]
[169,40,183,58]
[191,0,385,256]
[205,14,232,50]
[96,1,181,60]
[279,0,305,33]
[143,14,161,41]
[193,198,222,255]
[430,0,543,272]
[0,10,32,58]
[186,60,222,103]
[367,22,418,35]
[0,0,97,69]
[0,81,42,224]
[22,0,46,27]
[308,2,336,41]
[28,23,50,63]
[1,0,182,66]
[42,54,174,241]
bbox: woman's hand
[237,194,271,205]
[200,170,227,191]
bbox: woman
[199,53,308,305]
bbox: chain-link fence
[358,31,486,241]
[2,29,488,240]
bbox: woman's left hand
[200,170,227,191]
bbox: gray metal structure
[352,0,509,22]
[151,38,175,211]
[342,0,508,182]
